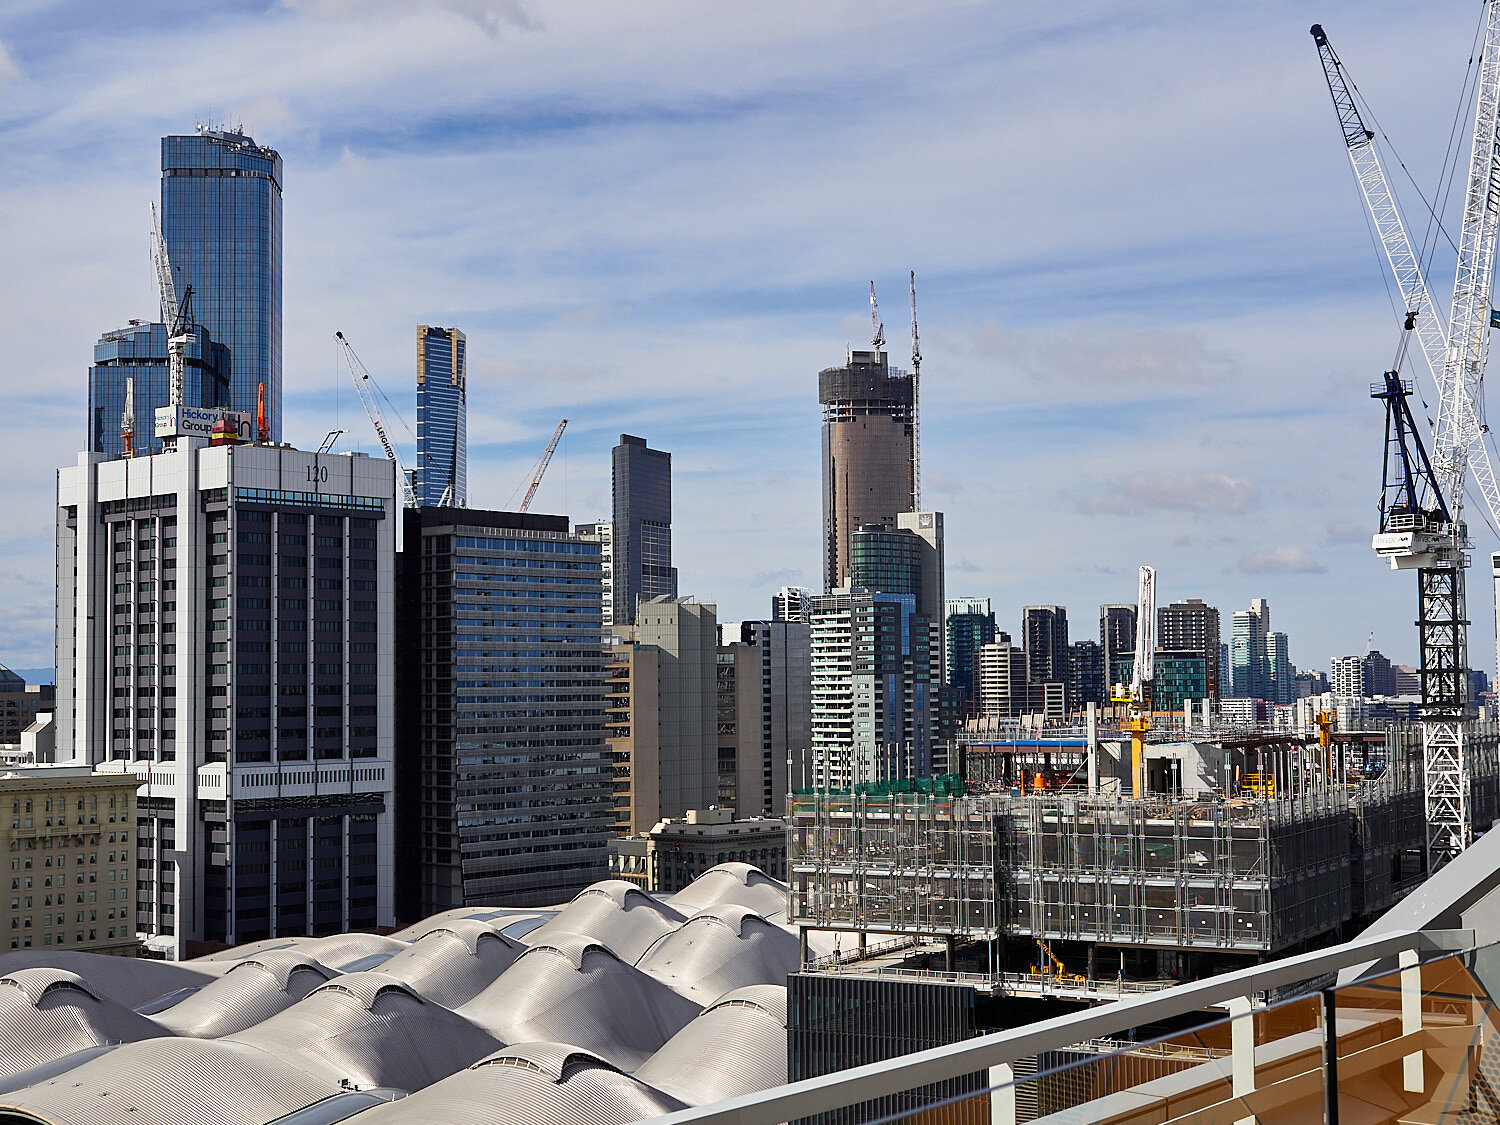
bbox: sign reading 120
[306,465,328,483]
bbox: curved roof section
[341,1041,686,1125]
[373,921,526,1008]
[636,907,800,1005]
[0,1037,339,1125]
[522,881,685,962]
[634,984,789,1106]
[150,952,334,1038]
[227,971,503,1093]
[0,951,220,1009]
[457,933,701,1071]
[0,969,170,1080]
[389,907,553,943]
[190,932,409,972]
[665,863,789,917]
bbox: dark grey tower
[612,435,676,626]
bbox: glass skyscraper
[87,322,228,459]
[415,325,467,506]
[160,128,283,440]
[611,434,676,625]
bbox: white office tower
[55,442,397,958]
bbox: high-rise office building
[56,442,397,958]
[395,506,610,920]
[87,322,228,460]
[1117,652,1209,713]
[819,348,914,590]
[604,599,718,836]
[611,435,676,625]
[1023,606,1070,686]
[1267,631,1294,705]
[160,127,283,440]
[1100,604,1137,690]
[1230,599,1271,700]
[772,585,813,623]
[897,512,946,682]
[1363,650,1396,697]
[1157,598,1222,700]
[717,620,812,814]
[973,640,1030,719]
[0,668,55,745]
[946,597,997,703]
[414,326,466,507]
[809,589,933,788]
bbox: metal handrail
[648,927,1471,1125]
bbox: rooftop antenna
[869,281,885,351]
[910,270,922,510]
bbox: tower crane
[1110,565,1156,799]
[518,419,567,513]
[868,280,885,351]
[121,376,135,458]
[335,332,417,508]
[1312,15,1500,867]
[149,204,194,424]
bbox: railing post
[1321,988,1340,1125]
[1399,948,1423,1093]
[989,1062,1015,1125]
[1228,995,1254,1125]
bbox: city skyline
[0,2,1487,672]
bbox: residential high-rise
[772,585,813,623]
[848,525,922,597]
[1100,604,1137,691]
[717,620,812,813]
[396,506,610,919]
[56,442,397,957]
[160,127,283,440]
[1331,656,1363,697]
[1069,640,1105,707]
[414,326,466,507]
[973,640,1029,719]
[1230,599,1271,700]
[809,589,933,787]
[616,598,718,835]
[945,597,997,703]
[574,521,615,627]
[1023,606,1070,686]
[1267,631,1294,704]
[819,348,914,590]
[1117,651,1209,713]
[87,322,228,459]
[1156,598,1222,700]
[897,512,946,682]
[611,435,676,625]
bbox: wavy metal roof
[635,906,801,1005]
[371,920,525,1008]
[0,969,170,1079]
[0,865,792,1125]
[664,863,790,918]
[151,952,335,1038]
[458,932,701,1070]
[634,985,789,1105]
[522,881,685,962]
[0,1037,341,1125]
[226,971,504,1093]
[343,1042,687,1125]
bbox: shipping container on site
[788,729,1445,955]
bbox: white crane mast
[335,332,417,508]
[149,204,191,415]
[1131,566,1156,696]
[909,271,922,511]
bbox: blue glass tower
[87,322,228,459]
[415,326,467,506]
[160,127,283,440]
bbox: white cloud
[0,40,20,86]
[1074,472,1259,518]
[1240,547,1327,576]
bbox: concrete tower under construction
[820,348,914,590]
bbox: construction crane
[868,280,885,351]
[1313,16,1500,868]
[1110,565,1156,799]
[909,271,922,511]
[335,332,417,508]
[518,419,568,513]
[120,376,135,458]
[149,204,194,423]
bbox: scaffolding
[789,768,1428,954]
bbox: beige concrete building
[0,766,140,954]
[609,808,786,893]
[606,598,719,836]
[820,349,915,590]
[717,621,812,818]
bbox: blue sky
[0,0,1494,676]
